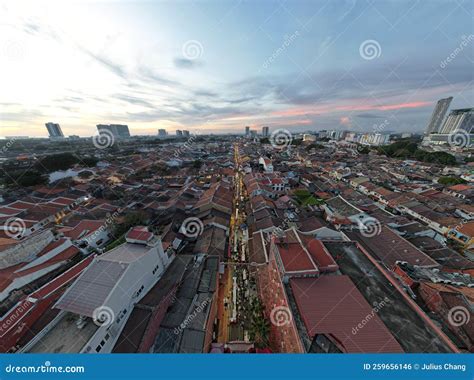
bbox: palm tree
[249,314,270,349]
[247,297,270,348]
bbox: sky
[0,0,472,137]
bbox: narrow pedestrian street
[217,143,262,346]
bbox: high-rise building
[183,130,190,137]
[425,97,453,134]
[245,126,250,136]
[97,124,130,138]
[439,108,474,134]
[158,129,167,138]
[45,122,64,138]
[176,130,183,137]
[262,126,269,137]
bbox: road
[217,143,248,343]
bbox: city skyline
[0,0,473,138]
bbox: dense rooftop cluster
[0,133,472,354]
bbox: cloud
[136,66,181,87]
[114,94,155,108]
[2,1,472,136]
[173,58,203,69]
[193,89,218,97]
[356,113,384,119]
[77,45,127,79]
[340,116,351,125]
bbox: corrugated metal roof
[99,243,150,264]
[179,329,205,353]
[55,260,127,317]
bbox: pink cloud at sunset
[271,100,432,119]
[340,116,351,125]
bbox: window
[134,285,145,298]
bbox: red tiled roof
[277,242,318,274]
[457,221,474,238]
[5,201,36,210]
[299,235,338,272]
[0,207,23,216]
[275,230,319,275]
[60,220,104,240]
[448,184,471,192]
[48,197,76,206]
[0,255,94,340]
[290,276,403,353]
[126,226,153,242]
[34,187,67,195]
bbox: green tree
[81,156,99,167]
[112,211,148,238]
[3,169,46,187]
[248,298,270,349]
[305,143,324,151]
[35,153,79,172]
[438,176,467,186]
